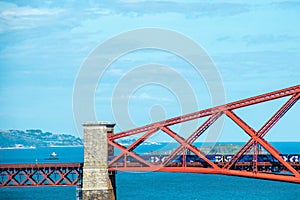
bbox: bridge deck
[1,84,300,187]
[1,160,300,187]
[0,163,82,187]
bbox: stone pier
[81,122,116,200]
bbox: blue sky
[0,0,299,141]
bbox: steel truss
[108,85,300,183]
[0,163,82,187]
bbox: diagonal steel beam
[0,164,82,187]
[161,126,220,169]
[109,128,158,166]
[160,113,222,168]
[20,170,37,186]
[38,168,54,185]
[3,170,19,186]
[55,168,72,185]
[258,92,300,139]
[108,140,155,168]
[224,93,300,169]
[111,85,300,140]
[226,110,300,177]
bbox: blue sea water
[1,143,300,200]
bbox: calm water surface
[1,143,300,200]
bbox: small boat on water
[45,151,59,160]
[50,152,57,157]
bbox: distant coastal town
[0,129,83,148]
[0,129,161,149]
[0,129,250,155]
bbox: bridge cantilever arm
[110,85,300,140]
[225,110,300,177]
[224,93,300,169]
[160,126,220,169]
[159,113,222,169]
[108,140,155,168]
[109,128,158,166]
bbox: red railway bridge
[1,84,300,188]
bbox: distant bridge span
[1,84,300,188]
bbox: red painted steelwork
[224,93,300,170]
[110,85,300,140]
[1,85,300,187]
[0,163,82,187]
[109,84,300,184]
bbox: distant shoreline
[1,140,299,150]
[0,129,83,149]
[0,145,83,150]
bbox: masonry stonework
[82,122,116,200]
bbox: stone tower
[81,122,116,200]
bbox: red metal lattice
[0,163,82,187]
[1,85,300,186]
[108,84,300,184]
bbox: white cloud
[84,8,113,15]
[98,92,171,102]
[133,92,171,102]
[0,3,63,33]
[1,8,53,17]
